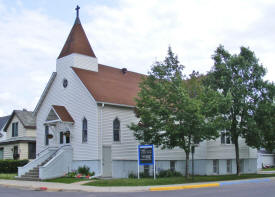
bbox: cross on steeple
[75,5,80,18]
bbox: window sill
[113,141,121,144]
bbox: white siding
[36,53,99,161]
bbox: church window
[82,118,88,143]
[63,78,68,88]
[113,118,120,142]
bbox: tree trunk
[185,151,190,179]
[234,137,240,176]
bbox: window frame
[221,131,232,145]
[45,125,49,146]
[60,132,64,144]
[113,118,120,142]
[226,159,232,173]
[82,118,88,143]
[213,159,219,174]
[170,160,176,172]
[12,122,18,137]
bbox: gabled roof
[4,110,36,131]
[52,105,74,123]
[73,64,144,106]
[0,115,10,131]
[57,16,96,59]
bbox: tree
[129,47,228,178]
[245,82,275,153]
[204,45,267,175]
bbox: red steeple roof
[57,7,96,59]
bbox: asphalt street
[1,179,275,197]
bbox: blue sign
[138,145,154,165]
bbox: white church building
[18,7,257,180]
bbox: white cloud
[0,4,68,115]
[0,0,274,116]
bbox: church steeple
[57,5,96,59]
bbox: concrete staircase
[16,155,54,181]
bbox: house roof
[0,115,10,131]
[4,110,36,131]
[57,16,96,59]
[52,105,74,123]
[73,65,144,106]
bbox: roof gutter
[97,102,135,109]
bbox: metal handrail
[36,146,51,157]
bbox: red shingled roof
[72,65,144,106]
[57,18,96,59]
[52,105,74,123]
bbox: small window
[63,78,68,88]
[221,131,231,144]
[60,132,64,144]
[12,122,18,137]
[82,118,87,143]
[226,159,232,173]
[45,126,49,146]
[240,159,244,173]
[213,160,219,174]
[170,161,176,172]
[113,118,120,142]
[65,132,70,144]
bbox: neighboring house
[0,115,10,159]
[257,149,275,169]
[0,109,36,160]
[17,8,257,180]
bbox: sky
[0,0,275,116]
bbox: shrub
[157,170,182,178]
[128,172,137,179]
[77,165,90,176]
[139,172,152,178]
[0,160,29,173]
[66,171,77,178]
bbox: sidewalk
[0,177,273,193]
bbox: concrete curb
[150,183,219,191]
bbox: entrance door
[0,148,3,160]
[102,146,112,177]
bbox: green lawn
[262,168,275,171]
[44,177,87,184]
[0,173,16,180]
[84,174,275,187]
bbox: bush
[139,172,152,178]
[66,171,77,177]
[128,172,137,179]
[0,160,29,173]
[157,170,182,178]
[77,165,91,176]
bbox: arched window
[113,118,120,142]
[82,118,88,143]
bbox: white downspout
[100,103,104,176]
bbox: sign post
[138,145,155,179]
